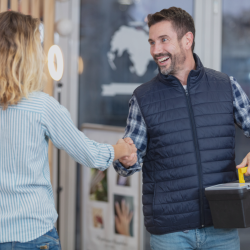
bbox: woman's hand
[116,138,137,156]
[112,138,137,161]
[118,138,138,168]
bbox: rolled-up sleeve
[231,76,250,138]
[113,95,147,177]
[114,159,142,177]
[41,94,114,171]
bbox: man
[113,7,250,250]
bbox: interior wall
[53,0,80,249]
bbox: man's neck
[172,55,196,86]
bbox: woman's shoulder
[27,91,59,104]
[14,91,57,112]
[28,91,51,100]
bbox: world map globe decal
[103,25,154,96]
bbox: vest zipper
[184,86,205,228]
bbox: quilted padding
[134,54,237,235]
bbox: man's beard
[154,47,186,76]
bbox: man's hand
[237,152,250,176]
[113,138,137,161]
[116,138,137,155]
[117,138,138,169]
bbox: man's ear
[184,32,194,50]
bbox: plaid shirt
[113,76,250,177]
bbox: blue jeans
[0,228,61,250]
[150,226,240,250]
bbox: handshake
[113,137,138,168]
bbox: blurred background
[1,0,250,249]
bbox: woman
[0,11,136,249]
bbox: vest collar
[157,53,204,87]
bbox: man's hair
[147,7,195,52]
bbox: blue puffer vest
[134,54,237,235]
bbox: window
[221,0,250,166]
[78,0,193,127]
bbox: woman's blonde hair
[0,11,46,109]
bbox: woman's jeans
[150,226,240,250]
[0,227,61,250]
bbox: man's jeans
[150,226,240,250]
[0,227,61,250]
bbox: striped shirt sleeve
[41,95,114,171]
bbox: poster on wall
[81,124,141,250]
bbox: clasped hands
[116,137,138,168]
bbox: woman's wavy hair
[0,11,46,109]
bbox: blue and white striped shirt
[0,91,114,242]
[113,76,250,176]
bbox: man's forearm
[113,95,147,176]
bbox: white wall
[53,0,80,249]
[194,0,222,71]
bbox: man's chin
[159,66,172,76]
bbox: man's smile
[156,56,170,66]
